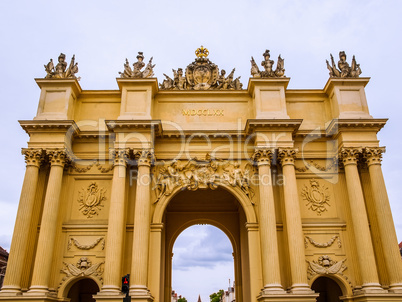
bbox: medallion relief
[59,257,104,288]
[78,182,107,218]
[301,180,330,215]
[307,255,347,280]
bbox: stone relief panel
[59,257,104,289]
[153,153,255,203]
[306,255,350,286]
[67,236,105,251]
[78,182,107,218]
[69,179,111,222]
[305,235,342,249]
[298,179,337,218]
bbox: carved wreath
[67,237,105,250]
[78,182,106,218]
[301,180,330,215]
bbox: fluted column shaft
[130,150,152,297]
[101,149,129,294]
[364,147,402,292]
[253,150,284,294]
[0,149,42,295]
[340,148,382,291]
[28,150,66,294]
[246,223,263,302]
[148,223,163,302]
[278,148,311,293]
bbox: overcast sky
[1,1,402,301]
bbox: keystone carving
[250,49,285,78]
[60,257,104,287]
[154,154,254,203]
[304,235,342,248]
[326,51,362,78]
[307,255,347,280]
[78,182,106,218]
[67,237,105,250]
[44,53,79,79]
[160,46,242,91]
[301,180,330,215]
[119,52,155,78]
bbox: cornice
[325,118,387,136]
[19,120,79,135]
[105,119,163,136]
[116,77,159,95]
[35,78,82,96]
[247,77,290,95]
[323,77,371,93]
[245,119,302,134]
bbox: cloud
[173,225,233,270]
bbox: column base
[129,287,153,302]
[288,284,315,295]
[388,283,402,293]
[257,293,318,302]
[350,292,402,302]
[94,292,126,302]
[259,284,287,296]
[0,286,22,297]
[353,283,388,295]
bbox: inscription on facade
[182,109,224,117]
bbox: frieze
[159,46,243,91]
[154,154,254,203]
[301,180,330,215]
[78,182,106,218]
[181,109,224,117]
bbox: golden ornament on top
[195,46,209,58]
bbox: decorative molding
[59,257,104,288]
[304,235,342,248]
[96,162,114,173]
[70,160,96,173]
[307,255,347,280]
[301,180,330,215]
[67,237,105,250]
[295,159,336,172]
[154,153,254,203]
[78,182,106,218]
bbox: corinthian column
[130,150,153,301]
[28,149,67,295]
[252,149,285,295]
[363,147,402,293]
[100,149,129,294]
[0,149,43,295]
[278,148,312,294]
[340,148,383,292]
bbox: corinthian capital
[134,149,154,167]
[46,149,67,167]
[110,148,129,167]
[22,148,44,167]
[252,149,273,166]
[278,148,298,166]
[339,147,362,166]
[363,147,385,166]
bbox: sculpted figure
[43,53,79,79]
[261,49,275,77]
[160,73,174,89]
[326,51,362,78]
[233,76,243,90]
[275,55,285,77]
[217,69,227,89]
[119,52,155,78]
[55,53,68,78]
[173,68,187,90]
[250,56,261,77]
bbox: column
[130,150,153,301]
[278,148,312,294]
[27,149,66,294]
[252,149,285,295]
[148,223,163,302]
[100,149,129,295]
[246,223,263,302]
[364,147,402,293]
[0,149,42,295]
[340,148,383,292]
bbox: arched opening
[172,224,235,302]
[67,278,100,302]
[157,187,255,302]
[311,276,343,302]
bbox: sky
[0,0,402,301]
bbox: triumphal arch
[1,47,402,302]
